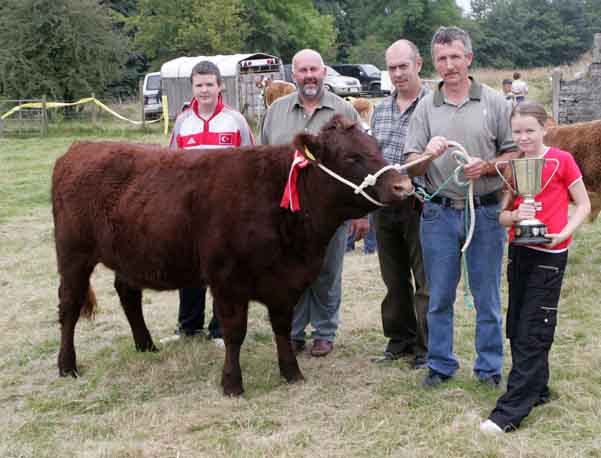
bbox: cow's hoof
[135,341,158,352]
[223,384,244,397]
[59,367,79,378]
[285,372,305,384]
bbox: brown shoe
[311,339,333,357]
[291,340,306,355]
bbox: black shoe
[481,374,502,389]
[422,369,451,388]
[411,355,427,370]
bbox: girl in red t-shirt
[480,101,590,433]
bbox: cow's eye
[345,154,361,163]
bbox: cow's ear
[325,114,356,131]
[293,133,320,161]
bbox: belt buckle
[450,199,465,210]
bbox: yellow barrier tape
[1,97,165,129]
[162,95,169,136]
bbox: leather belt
[429,191,499,210]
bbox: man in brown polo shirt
[261,49,363,357]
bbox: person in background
[261,48,364,357]
[480,101,590,433]
[370,39,430,369]
[502,78,516,106]
[511,72,528,103]
[163,61,254,346]
[404,26,519,388]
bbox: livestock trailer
[160,53,285,121]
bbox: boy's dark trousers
[489,246,567,431]
[178,286,222,338]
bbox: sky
[456,0,471,13]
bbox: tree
[340,0,462,71]
[241,0,336,63]
[470,0,592,68]
[0,0,128,100]
[130,0,245,69]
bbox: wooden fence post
[41,95,49,136]
[551,68,561,123]
[139,79,145,130]
[91,92,97,128]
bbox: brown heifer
[260,79,296,107]
[346,97,374,126]
[544,119,601,221]
[52,114,412,396]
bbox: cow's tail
[80,286,97,319]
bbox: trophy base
[512,221,552,246]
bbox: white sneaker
[212,338,225,349]
[480,419,503,434]
[159,334,182,344]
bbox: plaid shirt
[371,86,429,187]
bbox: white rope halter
[316,154,433,207]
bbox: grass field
[1,70,601,457]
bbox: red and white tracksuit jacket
[169,97,254,150]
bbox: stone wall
[552,33,601,124]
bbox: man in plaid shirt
[371,39,430,369]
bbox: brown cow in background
[544,119,601,221]
[346,97,374,127]
[258,79,296,107]
[52,115,412,396]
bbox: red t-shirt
[509,147,583,252]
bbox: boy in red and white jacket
[166,61,254,346]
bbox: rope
[316,154,434,207]
[413,141,477,310]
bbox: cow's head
[292,114,412,213]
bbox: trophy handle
[494,160,516,194]
[540,158,560,193]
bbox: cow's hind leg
[268,305,304,384]
[114,274,157,352]
[215,296,248,396]
[57,258,95,377]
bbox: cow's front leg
[269,305,304,384]
[217,299,248,396]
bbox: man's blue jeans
[291,222,348,343]
[420,201,505,379]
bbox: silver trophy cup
[495,157,559,245]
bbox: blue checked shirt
[370,86,429,189]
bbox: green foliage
[0,0,128,101]
[316,0,462,71]
[470,0,595,68]
[130,0,245,69]
[241,0,336,63]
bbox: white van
[143,72,162,119]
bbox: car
[331,64,385,95]
[324,66,361,96]
[142,72,162,120]
[281,64,361,97]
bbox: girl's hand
[515,202,536,221]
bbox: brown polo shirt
[260,90,359,145]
